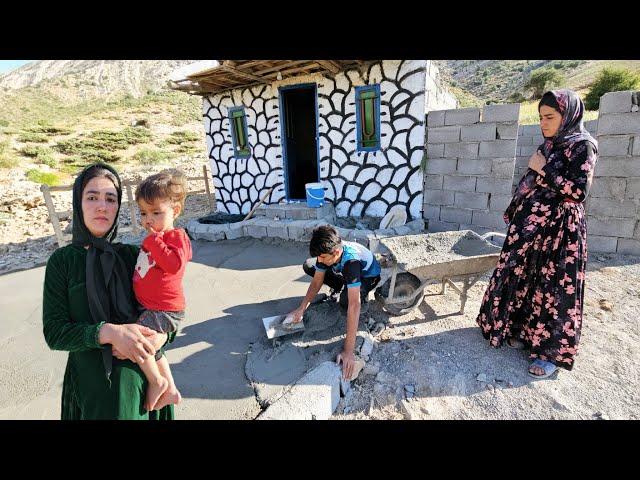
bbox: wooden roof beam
[316,60,341,74]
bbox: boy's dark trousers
[303,258,380,310]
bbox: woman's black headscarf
[72,163,139,383]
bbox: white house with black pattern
[170,60,457,220]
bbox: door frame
[277,82,320,201]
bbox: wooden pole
[40,184,67,248]
[203,164,214,212]
[243,186,274,221]
[125,183,139,235]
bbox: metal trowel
[262,314,305,339]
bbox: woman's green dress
[43,243,175,420]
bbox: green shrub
[0,119,9,128]
[26,124,73,135]
[584,67,640,110]
[17,132,49,143]
[87,127,152,150]
[132,148,171,165]
[166,130,200,144]
[26,168,61,186]
[524,68,565,99]
[0,139,19,169]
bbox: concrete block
[587,235,618,254]
[334,226,352,241]
[626,178,640,198]
[427,126,461,143]
[427,110,446,127]
[454,191,489,209]
[519,145,539,156]
[618,238,640,256]
[593,157,640,177]
[634,136,640,156]
[443,175,477,192]
[374,228,396,239]
[480,140,517,158]
[496,122,519,140]
[423,189,455,206]
[472,210,507,229]
[267,223,289,239]
[444,107,480,125]
[520,124,540,136]
[348,228,375,247]
[461,123,496,141]
[225,222,246,239]
[586,198,637,218]
[598,135,633,157]
[489,193,513,212]
[517,135,534,146]
[427,220,459,232]
[304,220,328,239]
[588,217,636,237]
[440,206,473,224]
[422,204,441,220]
[288,208,311,220]
[424,174,444,190]
[245,225,268,238]
[198,230,226,242]
[476,177,514,195]
[482,103,520,122]
[405,218,425,232]
[424,158,458,175]
[491,158,516,178]
[457,158,492,175]
[589,177,627,200]
[427,143,445,158]
[597,113,640,135]
[287,220,311,241]
[392,225,413,236]
[599,91,633,114]
[258,361,341,420]
[444,142,480,159]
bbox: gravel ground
[332,253,640,420]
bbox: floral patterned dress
[476,137,598,370]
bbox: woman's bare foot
[153,386,182,411]
[145,377,169,411]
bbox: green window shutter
[356,85,381,151]
[229,107,250,157]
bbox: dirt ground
[331,252,640,420]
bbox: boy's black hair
[538,91,561,113]
[310,225,341,257]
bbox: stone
[363,363,380,376]
[359,332,375,359]
[257,361,341,420]
[476,373,488,382]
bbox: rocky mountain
[0,60,201,99]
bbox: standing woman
[476,89,598,378]
[42,163,176,419]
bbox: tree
[584,67,640,110]
[524,68,565,99]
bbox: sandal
[528,359,558,379]
[506,337,525,350]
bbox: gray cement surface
[0,237,312,419]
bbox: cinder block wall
[587,91,640,255]
[423,103,520,236]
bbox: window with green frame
[355,84,381,152]
[228,106,250,158]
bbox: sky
[0,60,34,75]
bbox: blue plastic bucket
[305,182,325,208]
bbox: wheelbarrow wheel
[375,272,424,316]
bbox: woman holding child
[42,162,190,419]
[476,89,598,379]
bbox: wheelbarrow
[373,230,505,316]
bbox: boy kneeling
[287,225,381,379]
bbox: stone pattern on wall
[422,103,520,236]
[204,60,437,220]
[586,91,640,255]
